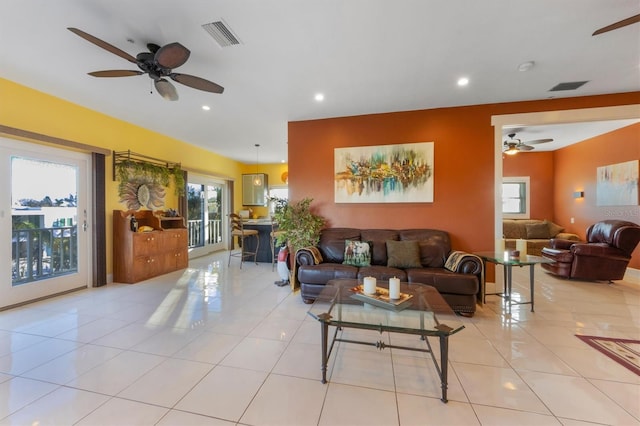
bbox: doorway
[0,138,91,309]
[491,104,640,252]
[186,174,228,258]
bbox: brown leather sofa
[541,220,640,281]
[296,228,483,315]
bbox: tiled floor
[0,252,639,425]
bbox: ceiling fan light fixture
[504,146,519,155]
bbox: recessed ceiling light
[202,105,210,111]
[457,77,469,87]
[517,61,535,72]
[314,93,325,102]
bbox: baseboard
[624,267,640,285]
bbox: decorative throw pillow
[343,239,371,267]
[525,222,551,239]
[546,220,565,237]
[386,240,422,268]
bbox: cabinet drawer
[133,255,161,281]
[163,230,187,249]
[132,232,160,255]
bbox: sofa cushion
[386,240,422,268]
[407,268,478,295]
[547,221,565,237]
[398,229,450,267]
[525,222,551,239]
[357,266,407,282]
[361,229,399,265]
[318,228,361,263]
[297,263,358,284]
[343,240,371,267]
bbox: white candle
[363,277,377,295]
[503,251,509,261]
[389,277,401,299]
[516,239,528,257]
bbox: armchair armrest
[548,238,580,250]
[572,243,629,261]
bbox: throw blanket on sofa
[445,251,484,276]
[301,246,323,265]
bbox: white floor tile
[319,383,398,426]
[219,336,286,372]
[0,386,109,425]
[518,370,639,424]
[156,409,236,425]
[241,374,326,425]
[75,396,169,426]
[397,393,479,425]
[0,377,59,419]
[117,357,213,407]
[175,365,267,421]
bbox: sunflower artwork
[119,178,166,210]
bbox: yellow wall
[239,162,289,218]
[1,78,287,277]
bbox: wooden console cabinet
[113,210,188,283]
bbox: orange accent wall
[554,123,640,268]
[503,152,555,220]
[288,93,640,268]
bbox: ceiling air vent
[202,20,241,47]
[549,81,589,91]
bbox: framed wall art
[334,142,434,203]
[596,160,639,206]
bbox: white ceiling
[1,1,639,164]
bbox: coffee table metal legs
[320,321,328,384]
[487,263,535,312]
[318,322,451,402]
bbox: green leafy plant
[115,160,184,197]
[271,197,325,253]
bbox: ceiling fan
[503,133,553,155]
[592,13,640,36]
[67,27,224,101]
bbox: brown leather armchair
[541,220,640,281]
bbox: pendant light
[253,144,262,186]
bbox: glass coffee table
[307,278,464,403]
[475,252,554,312]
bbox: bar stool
[228,213,259,268]
[270,219,285,271]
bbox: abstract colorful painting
[596,160,639,206]
[334,142,434,203]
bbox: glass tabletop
[307,279,464,336]
[474,251,554,266]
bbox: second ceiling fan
[68,27,224,101]
[503,133,553,155]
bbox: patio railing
[187,219,222,248]
[12,226,78,285]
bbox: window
[268,185,288,215]
[502,177,530,219]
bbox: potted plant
[270,197,325,284]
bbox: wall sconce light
[573,191,584,199]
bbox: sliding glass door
[187,174,227,258]
[0,138,91,309]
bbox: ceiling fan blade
[67,27,137,64]
[88,70,144,77]
[155,42,190,69]
[170,73,224,93]
[524,138,553,145]
[518,144,535,151]
[155,78,179,101]
[593,14,640,35]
